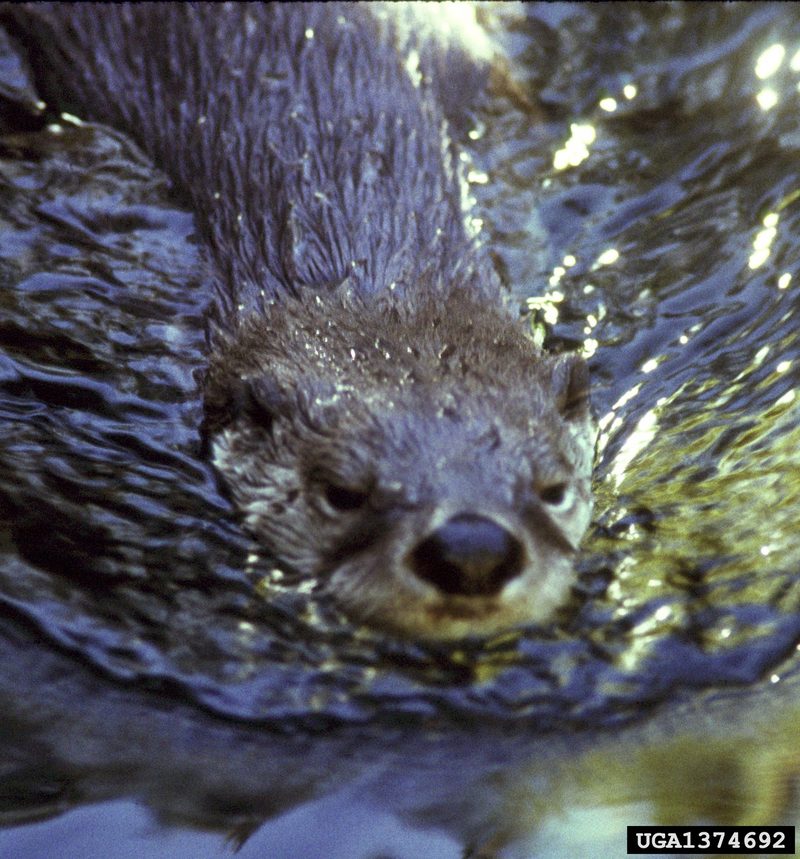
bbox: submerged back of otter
[4,2,597,639]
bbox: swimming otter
[3,3,596,639]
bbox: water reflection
[1,631,799,857]
[756,43,786,79]
[552,122,596,171]
[750,211,779,269]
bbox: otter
[2,3,596,639]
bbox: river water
[1,3,799,857]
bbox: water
[1,3,800,856]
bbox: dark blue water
[2,3,800,856]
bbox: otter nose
[410,514,524,596]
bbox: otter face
[207,300,596,640]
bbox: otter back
[4,3,597,639]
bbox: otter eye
[324,483,370,512]
[540,483,569,507]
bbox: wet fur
[3,2,596,638]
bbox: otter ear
[230,374,293,430]
[203,370,292,441]
[550,354,591,421]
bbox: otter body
[4,3,596,638]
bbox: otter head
[205,290,596,640]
